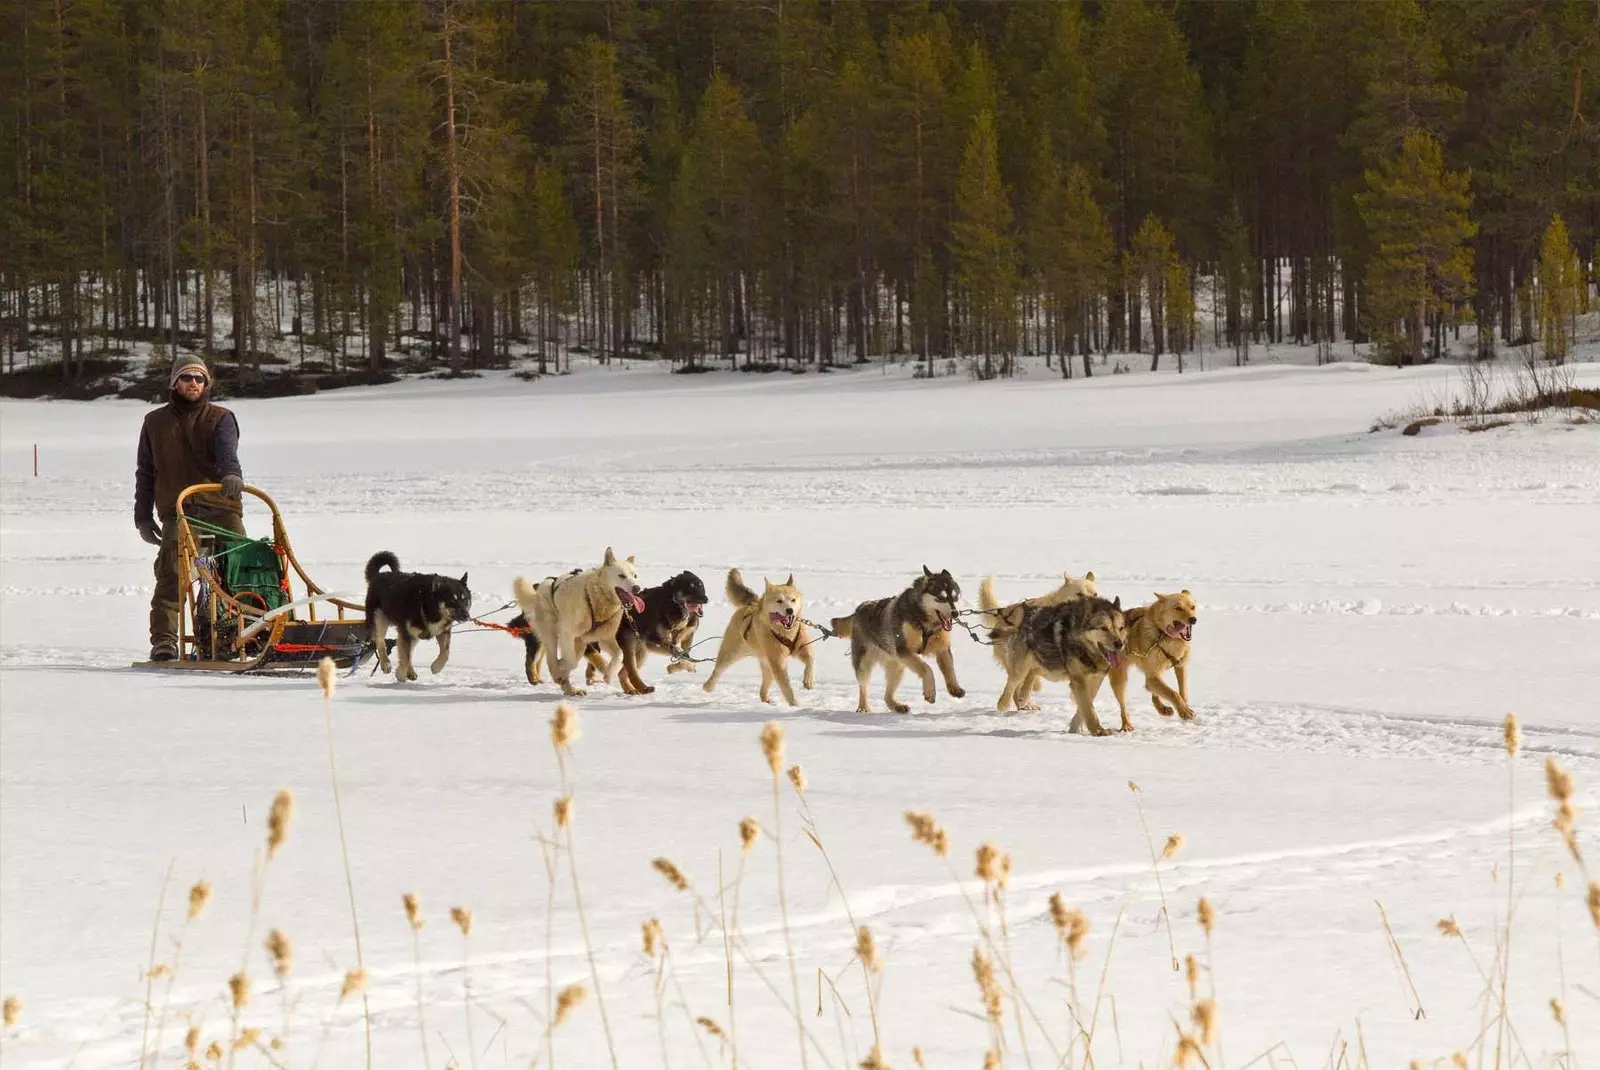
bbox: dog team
[359,549,1199,736]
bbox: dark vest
[143,400,240,519]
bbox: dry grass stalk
[264,930,292,981]
[641,918,664,958]
[860,1045,892,1070]
[652,857,691,892]
[265,789,295,860]
[339,968,366,1003]
[228,972,250,1010]
[739,816,761,854]
[856,925,883,973]
[976,842,1011,889]
[554,794,574,830]
[553,984,587,1028]
[1503,712,1521,757]
[905,811,950,856]
[3,995,19,1027]
[403,892,423,931]
[1161,834,1185,861]
[450,906,473,938]
[551,702,579,752]
[316,656,337,702]
[760,721,786,775]
[188,880,212,920]
[1192,999,1218,1046]
[788,764,808,792]
[971,946,1004,1024]
[317,656,372,1069]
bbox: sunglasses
[176,373,208,384]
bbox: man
[134,355,246,661]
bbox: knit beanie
[170,354,210,386]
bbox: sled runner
[132,484,377,673]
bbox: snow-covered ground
[2,360,1598,1069]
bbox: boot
[150,635,180,662]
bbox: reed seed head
[788,764,808,792]
[905,811,950,857]
[403,892,423,931]
[1192,998,1218,1046]
[1588,882,1600,930]
[760,721,785,775]
[1546,758,1575,801]
[983,1050,1000,1070]
[551,703,579,752]
[233,1028,261,1051]
[264,929,292,980]
[554,794,574,830]
[1161,834,1185,861]
[339,967,366,1003]
[1551,997,1565,1024]
[1438,917,1462,938]
[1185,953,1200,997]
[553,983,587,1027]
[188,880,212,920]
[2,995,19,1028]
[1198,896,1215,935]
[150,963,173,980]
[739,816,761,854]
[184,1025,200,1053]
[206,1041,224,1061]
[696,1016,727,1041]
[652,858,690,892]
[856,925,882,973]
[1450,1055,1467,1070]
[860,1046,892,1070]
[1556,871,1565,889]
[976,842,1010,887]
[266,789,295,860]
[1175,1033,1202,1067]
[1127,780,1141,793]
[913,1047,926,1069]
[316,656,337,702]
[1048,893,1089,956]
[1504,712,1521,757]
[450,906,473,938]
[642,918,663,958]
[971,946,1003,1023]
[228,971,250,1010]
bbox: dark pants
[150,509,246,642]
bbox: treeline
[2,0,1596,385]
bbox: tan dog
[512,547,645,696]
[1109,590,1197,731]
[978,571,1098,708]
[703,569,816,706]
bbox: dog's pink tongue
[630,592,646,614]
[939,612,953,631]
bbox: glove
[138,520,163,546]
[220,474,244,501]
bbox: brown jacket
[135,400,242,521]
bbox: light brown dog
[702,569,816,706]
[511,548,645,697]
[1109,590,1197,731]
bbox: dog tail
[829,615,854,638]
[512,575,541,618]
[726,568,759,608]
[978,576,1003,628]
[365,551,401,584]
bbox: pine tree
[950,107,1017,379]
[1354,131,1476,365]
[527,159,579,373]
[1126,214,1178,370]
[1537,214,1580,364]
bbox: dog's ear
[923,564,933,577]
[1084,570,1095,583]
[626,554,635,564]
[460,572,469,587]
[1181,588,1191,596]
[763,578,774,593]
[603,546,617,565]
[941,568,952,579]
[1154,591,1165,602]
[784,574,795,588]
[1113,596,1122,610]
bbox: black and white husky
[363,551,473,682]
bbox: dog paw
[429,660,446,675]
[1119,722,1135,734]
[1019,702,1041,713]
[562,686,587,697]
[856,703,870,713]
[948,686,966,699]
[889,702,910,714]
[702,680,716,693]
[406,670,418,682]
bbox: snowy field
[2,358,1599,1069]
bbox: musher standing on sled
[134,355,246,661]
